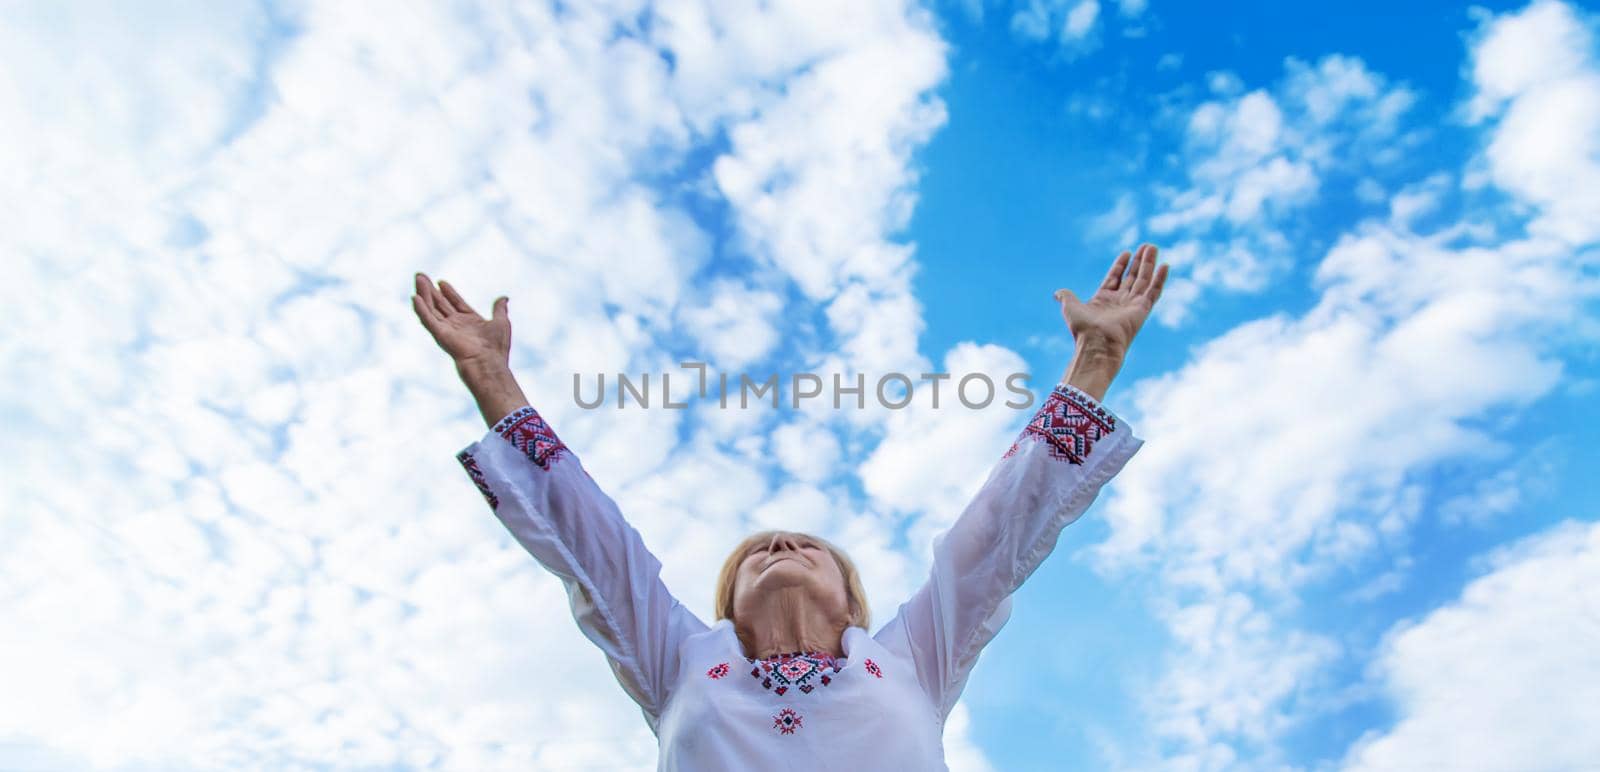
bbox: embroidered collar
[748,649,843,668]
[704,629,887,717]
[744,650,845,697]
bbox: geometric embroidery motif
[492,405,569,470]
[706,649,884,735]
[773,707,803,735]
[1002,383,1118,465]
[455,449,499,511]
[747,650,842,696]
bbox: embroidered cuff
[1002,382,1120,464]
[492,404,569,470]
[455,448,500,510]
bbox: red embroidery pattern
[493,405,569,470]
[864,658,882,678]
[706,662,730,679]
[748,651,841,696]
[773,707,803,734]
[1003,383,1117,464]
[455,450,500,510]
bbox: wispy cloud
[6,1,1596,769]
[1080,2,1600,768]
[1138,55,1419,326]
[0,0,999,768]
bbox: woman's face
[731,531,850,622]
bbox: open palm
[1054,243,1168,355]
[412,272,511,367]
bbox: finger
[439,280,479,317]
[1116,246,1139,295]
[412,294,443,333]
[492,296,508,324]
[1143,245,1162,295]
[1130,243,1154,295]
[415,273,449,318]
[1101,251,1131,292]
[1149,262,1169,303]
[420,277,454,319]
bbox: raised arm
[873,245,1167,721]
[413,273,705,733]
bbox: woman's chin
[752,565,821,592]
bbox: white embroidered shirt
[454,381,1144,771]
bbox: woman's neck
[735,587,848,660]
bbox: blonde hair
[713,530,871,631]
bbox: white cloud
[1466,1,1600,244]
[1086,3,1600,766]
[1223,155,1317,222]
[708,12,951,379]
[858,341,1035,557]
[1091,192,1140,247]
[1205,70,1245,96]
[821,272,933,385]
[1341,519,1600,772]
[1064,0,1101,40]
[1353,177,1387,203]
[1144,593,1340,769]
[749,480,839,533]
[1386,172,1451,226]
[1007,0,1105,51]
[1010,0,1058,41]
[1093,212,1594,763]
[944,701,1000,772]
[1436,437,1563,528]
[0,0,1000,767]
[1142,55,1418,326]
[1465,0,1595,119]
[771,417,845,483]
[677,278,786,369]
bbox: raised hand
[412,272,512,368]
[1053,243,1168,357]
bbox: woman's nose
[769,532,801,553]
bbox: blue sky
[914,3,1600,769]
[2,0,1598,770]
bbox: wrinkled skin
[731,532,851,659]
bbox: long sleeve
[873,381,1144,722]
[455,405,708,734]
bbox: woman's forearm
[457,358,532,429]
[1060,338,1126,403]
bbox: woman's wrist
[456,357,530,429]
[1070,331,1127,360]
[1060,342,1125,403]
[455,354,511,380]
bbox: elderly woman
[412,245,1167,770]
